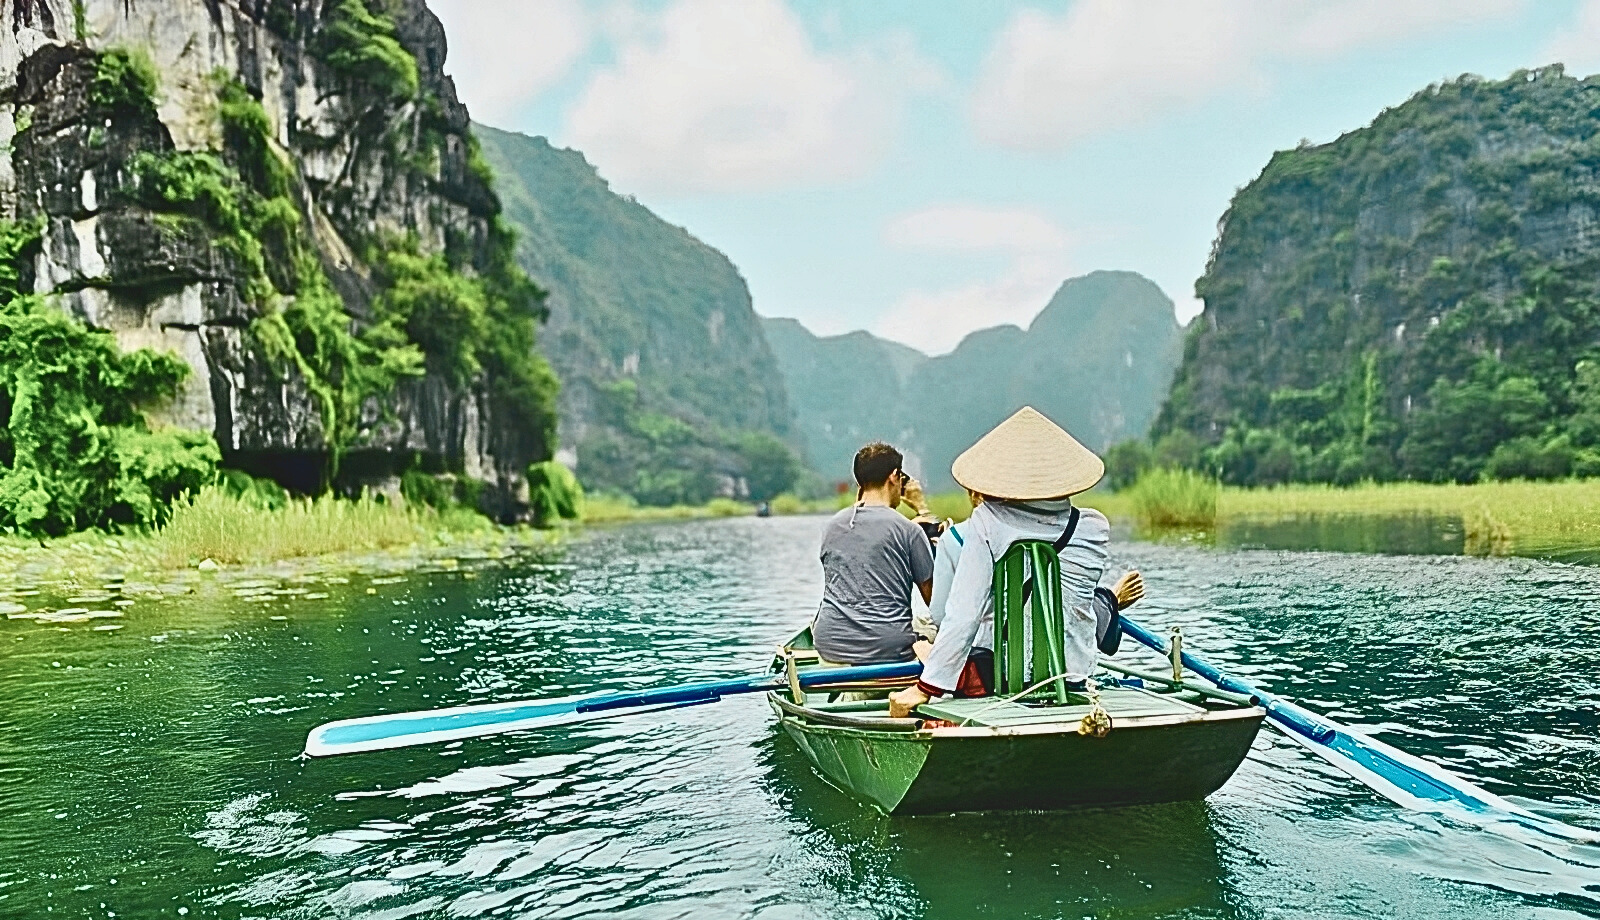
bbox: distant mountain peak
[763,270,1184,488]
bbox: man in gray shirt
[813,442,936,665]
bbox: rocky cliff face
[1,0,552,517]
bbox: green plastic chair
[991,540,1071,705]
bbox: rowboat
[768,627,1265,815]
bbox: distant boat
[768,626,1264,815]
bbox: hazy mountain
[765,271,1185,491]
[476,126,798,502]
[761,318,926,483]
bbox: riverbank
[1212,479,1600,557]
[919,478,1600,560]
[578,493,841,524]
[0,487,562,612]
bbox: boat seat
[919,689,1204,728]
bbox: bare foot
[1113,570,1145,608]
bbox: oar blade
[302,661,922,758]
[1270,706,1600,842]
[1119,614,1600,843]
[304,692,707,757]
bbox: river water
[1,515,1597,919]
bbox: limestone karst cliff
[1157,67,1600,484]
[477,126,799,505]
[1,0,557,522]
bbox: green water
[1,516,1598,918]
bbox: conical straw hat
[951,406,1104,500]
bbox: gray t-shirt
[812,504,935,664]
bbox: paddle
[1119,615,1600,842]
[303,660,920,757]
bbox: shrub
[1483,435,1574,480]
[0,291,220,535]
[1103,439,1154,491]
[89,48,159,115]
[736,431,801,502]
[1126,468,1219,530]
[219,469,289,509]
[526,460,583,524]
[317,0,420,100]
[769,493,806,515]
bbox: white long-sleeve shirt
[921,499,1110,693]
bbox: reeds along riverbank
[1215,479,1600,556]
[151,487,457,566]
[919,476,1600,559]
[0,487,560,611]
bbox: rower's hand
[1113,570,1145,609]
[889,685,929,719]
[911,640,932,662]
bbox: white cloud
[874,205,1074,354]
[974,0,1523,151]
[430,0,591,125]
[565,0,938,195]
[1545,0,1600,77]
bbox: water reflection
[1216,513,1465,556]
[2,516,1599,918]
[764,732,1238,919]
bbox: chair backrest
[991,540,1071,704]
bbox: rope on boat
[1078,680,1112,738]
[951,674,1111,738]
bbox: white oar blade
[304,693,692,757]
[1268,709,1600,843]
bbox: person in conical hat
[889,407,1145,718]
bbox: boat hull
[773,698,1263,815]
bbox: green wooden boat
[771,540,1265,815]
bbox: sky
[430,0,1600,355]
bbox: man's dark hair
[853,442,903,488]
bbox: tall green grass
[152,486,426,566]
[1219,479,1600,555]
[1126,469,1220,529]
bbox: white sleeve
[1059,510,1110,681]
[926,528,960,629]
[920,519,994,693]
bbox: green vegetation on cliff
[474,126,797,505]
[0,218,218,535]
[1157,66,1600,486]
[0,28,561,536]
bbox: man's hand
[901,477,930,516]
[1113,570,1145,609]
[911,639,933,662]
[889,685,929,718]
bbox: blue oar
[1121,616,1599,842]
[303,661,920,757]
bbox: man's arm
[917,579,932,606]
